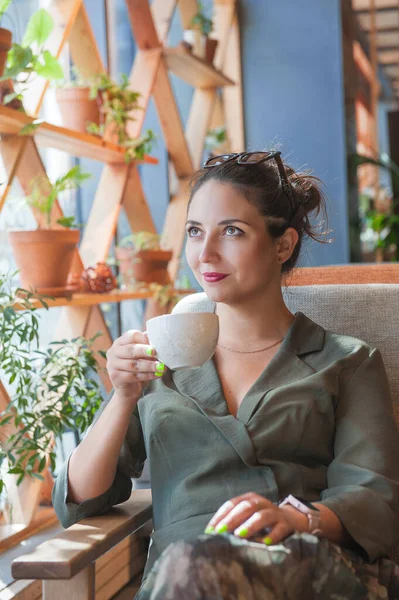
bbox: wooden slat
[163,177,192,281]
[353,0,399,9]
[122,165,157,232]
[213,0,236,71]
[96,543,146,589]
[186,89,217,169]
[0,578,41,600]
[125,0,161,49]
[65,3,105,77]
[83,305,115,393]
[125,49,163,139]
[152,59,194,177]
[79,164,129,267]
[288,264,399,286]
[221,10,244,152]
[378,49,399,64]
[151,0,177,42]
[0,106,158,165]
[177,0,198,29]
[11,490,152,580]
[42,563,95,600]
[164,46,234,88]
[96,554,146,600]
[209,94,231,153]
[14,288,174,311]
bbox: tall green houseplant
[0,272,104,503]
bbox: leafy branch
[0,272,104,498]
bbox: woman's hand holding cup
[106,329,166,406]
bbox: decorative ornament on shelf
[80,262,118,294]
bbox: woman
[53,151,399,599]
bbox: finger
[205,498,237,531]
[232,508,279,539]
[118,329,150,346]
[205,494,272,533]
[212,499,261,535]
[113,346,157,361]
[261,520,294,546]
[112,359,166,375]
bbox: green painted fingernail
[204,526,215,534]
[263,536,273,546]
[145,347,154,356]
[156,362,165,372]
[236,528,248,538]
[155,371,163,377]
[216,523,228,533]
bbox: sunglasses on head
[203,151,295,214]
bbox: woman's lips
[203,273,228,283]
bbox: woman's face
[185,179,287,304]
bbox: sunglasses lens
[206,154,235,167]
[240,152,271,164]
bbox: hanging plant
[85,72,156,162]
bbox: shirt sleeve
[52,392,147,529]
[318,347,399,561]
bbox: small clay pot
[116,247,173,286]
[0,28,12,78]
[8,229,80,295]
[56,87,100,133]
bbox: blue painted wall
[239,0,349,265]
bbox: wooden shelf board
[163,46,235,88]
[15,288,195,310]
[0,106,158,165]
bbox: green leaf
[56,216,77,228]
[0,0,13,19]
[23,9,54,47]
[3,92,20,105]
[35,50,63,80]
[18,119,43,136]
[38,456,46,472]
[4,44,33,78]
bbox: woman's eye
[225,226,243,236]
[187,227,200,237]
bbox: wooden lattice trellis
[0,0,243,547]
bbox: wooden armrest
[12,489,152,580]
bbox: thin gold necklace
[217,337,284,354]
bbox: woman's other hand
[204,492,308,545]
[106,329,166,406]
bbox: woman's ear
[276,227,299,263]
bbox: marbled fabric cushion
[283,284,399,564]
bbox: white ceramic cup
[146,312,219,370]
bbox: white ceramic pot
[146,312,219,370]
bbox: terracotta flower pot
[8,229,80,295]
[0,28,12,78]
[116,248,173,286]
[56,87,100,133]
[205,38,218,64]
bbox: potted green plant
[0,0,13,78]
[0,272,104,523]
[0,7,63,109]
[351,152,399,262]
[55,68,100,134]
[205,126,227,155]
[8,166,91,295]
[183,2,217,63]
[85,72,156,162]
[144,278,191,320]
[115,231,173,287]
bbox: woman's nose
[199,237,219,263]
